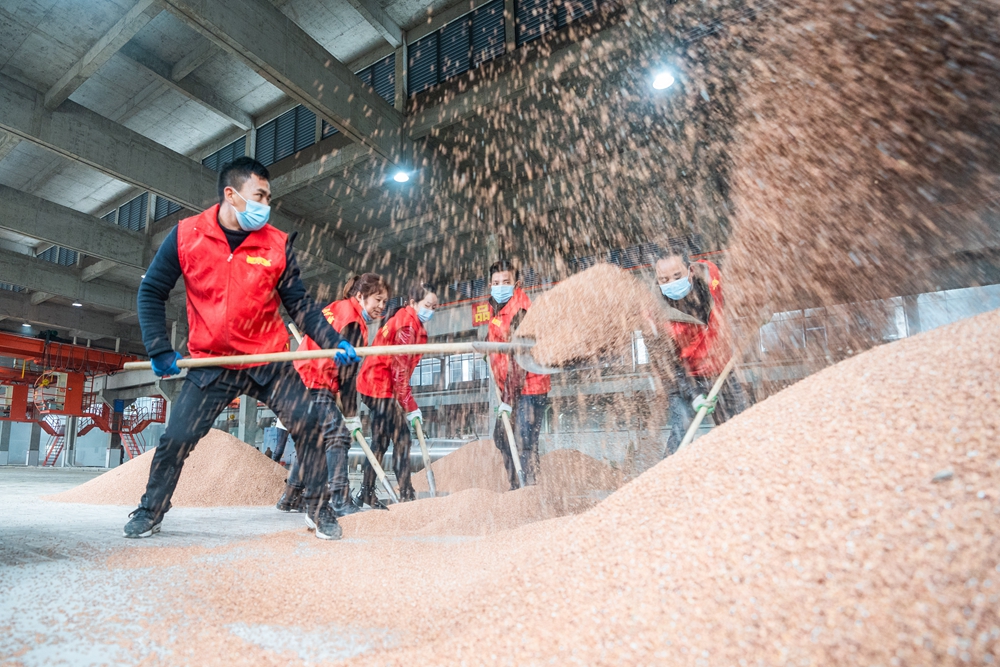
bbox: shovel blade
[511,337,564,375]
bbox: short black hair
[658,252,691,267]
[218,157,270,202]
[489,259,519,281]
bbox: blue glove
[333,340,360,366]
[150,350,182,377]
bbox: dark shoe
[356,486,389,511]
[304,503,342,540]
[332,494,365,517]
[123,507,162,538]
[276,484,304,513]
[398,486,416,502]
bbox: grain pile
[91,308,1000,665]
[515,264,660,367]
[47,428,287,507]
[411,439,621,498]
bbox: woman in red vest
[277,273,390,515]
[356,282,438,506]
[655,252,748,456]
[487,260,551,488]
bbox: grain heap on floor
[46,428,288,507]
[515,263,661,367]
[98,307,1000,665]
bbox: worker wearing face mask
[127,157,359,542]
[487,260,551,489]
[356,283,438,505]
[654,252,748,456]
[278,273,391,516]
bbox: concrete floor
[0,467,328,666]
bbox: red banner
[472,302,491,327]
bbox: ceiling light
[22,322,30,328]
[392,171,410,183]
[141,273,146,279]
[72,302,83,307]
[653,71,675,90]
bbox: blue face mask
[232,190,270,232]
[361,306,373,323]
[491,284,514,304]
[417,306,434,323]
[660,276,692,300]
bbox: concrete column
[63,415,78,467]
[237,395,259,448]
[0,421,10,466]
[504,0,516,51]
[394,42,408,112]
[27,422,41,466]
[903,294,921,336]
[246,126,255,158]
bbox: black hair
[488,259,519,281]
[342,273,391,300]
[657,251,691,267]
[218,157,270,202]
[384,282,436,321]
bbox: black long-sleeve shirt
[138,221,343,385]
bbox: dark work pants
[271,428,289,462]
[494,393,549,490]
[141,363,328,518]
[286,389,351,502]
[360,395,414,502]
[663,372,748,457]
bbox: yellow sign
[246,256,271,266]
[472,302,492,327]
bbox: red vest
[668,260,731,377]
[487,287,550,396]
[294,298,368,392]
[357,306,427,399]
[176,205,289,367]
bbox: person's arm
[337,322,365,417]
[276,243,343,350]
[389,326,419,412]
[137,227,182,358]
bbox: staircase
[120,432,146,460]
[40,415,66,466]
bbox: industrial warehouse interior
[1,0,999,663]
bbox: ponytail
[342,273,391,300]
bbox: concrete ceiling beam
[44,0,163,110]
[0,248,179,319]
[30,292,53,306]
[0,72,218,211]
[170,39,215,81]
[0,290,144,343]
[0,184,148,269]
[159,0,408,164]
[81,260,120,283]
[117,43,253,130]
[0,131,21,163]
[345,0,403,48]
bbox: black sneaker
[123,507,161,538]
[331,494,365,517]
[276,484,303,513]
[355,486,389,511]
[304,503,342,540]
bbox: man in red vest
[125,157,359,541]
[655,252,748,455]
[487,260,551,488]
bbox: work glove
[343,416,362,437]
[496,401,513,419]
[693,394,717,415]
[406,408,423,428]
[150,350,182,377]
[333,340,360,366]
